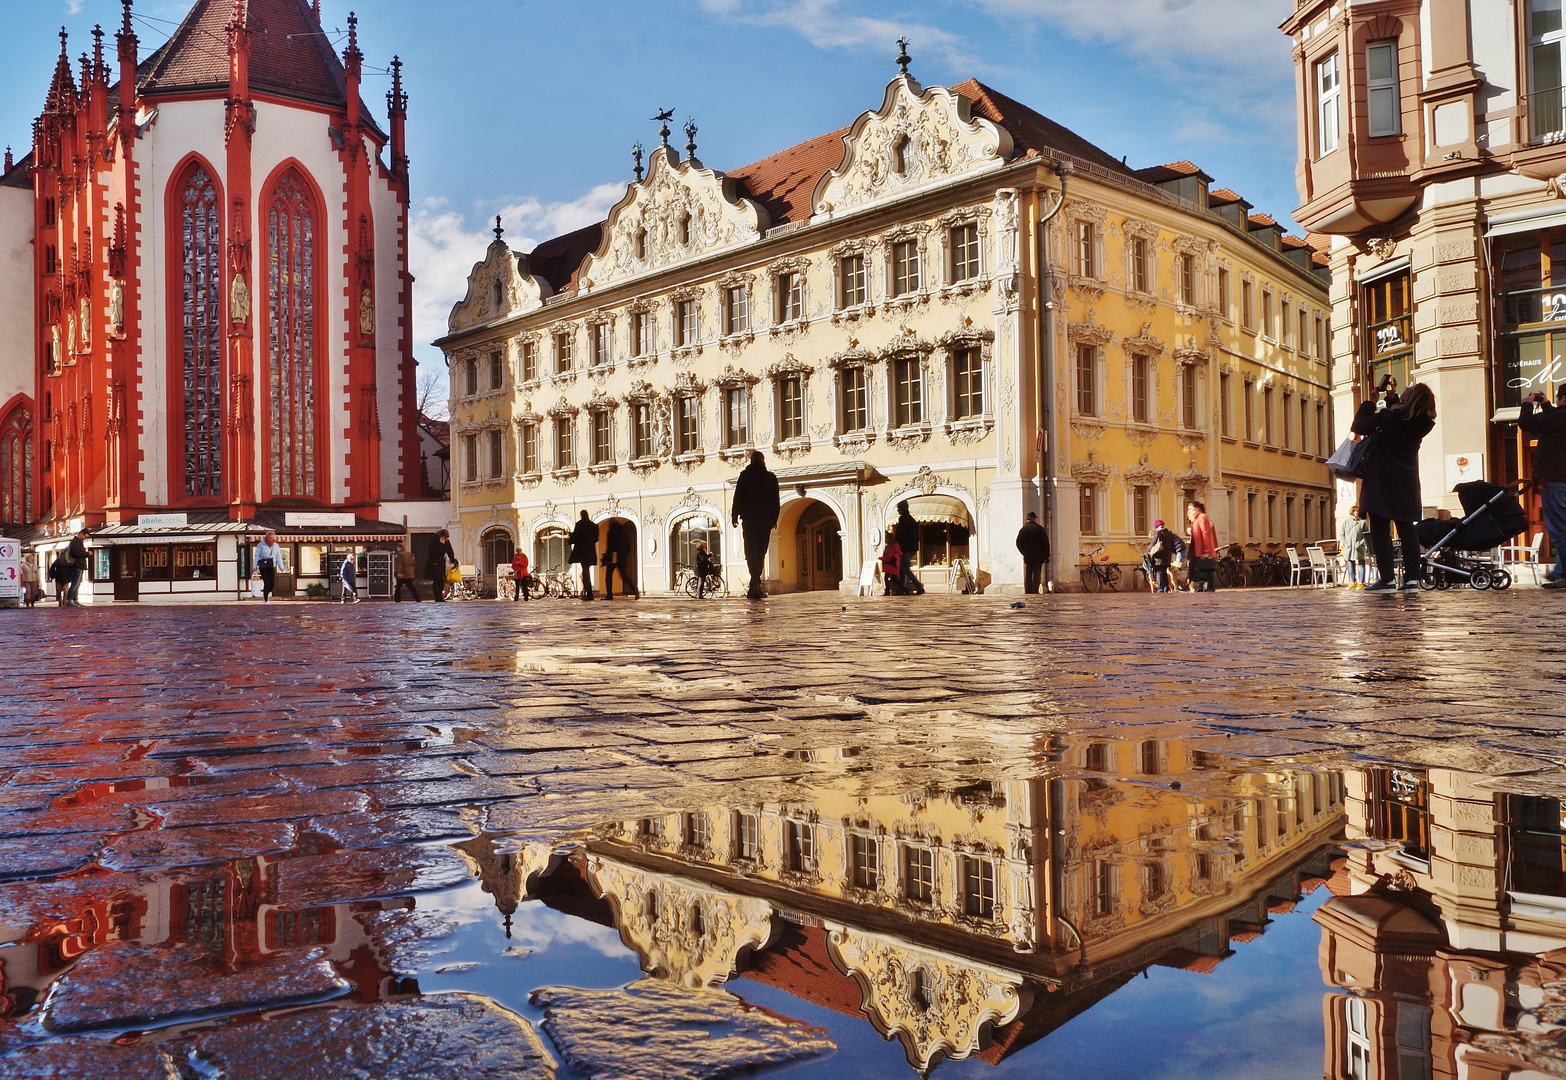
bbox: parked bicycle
[1215,544,1247,589]
[1251,548,1289,587]
[1079,547,1122,593]
[535,569,578,599]
[685,568,726,599]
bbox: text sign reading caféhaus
[138,513,189,529]
[284,513,357,527]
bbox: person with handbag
[426,529,458,602]
[1186,502,1218,592]
[1337,506,1370,588]
[254,531,281,603]
[1353,378,1437,591]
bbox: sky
[1,0,1302,385]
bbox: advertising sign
[0,539,18,606]
[285,512,357,527]
[138,513,189,529]
[1446,453,1485,490]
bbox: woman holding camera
[1352,378,1437,591]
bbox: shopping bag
[249,576,263,599]
[1326,434,1376,481]
[446,566,463,583]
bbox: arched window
[0,401,33,525]
[266,169,319,499]
[177,164,224,498]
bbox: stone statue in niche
[230,273,250,325]
[79,298,90,350]
[360,287,375,337]
[66,314,75,356]
[51,324,61,369]
[109,279,124,333]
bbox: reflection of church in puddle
[473,739,1348,1072]
[1317,767,1566,1079]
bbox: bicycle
[685,570,726,598]
[536,569,577,599]
[1252,549,1289,587]
[1215,544,1247,589]
[1079,547,1122,593]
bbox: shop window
[1365,272,1413,396]
[902,845,934,903]
[950,222,980,282]
[673,514,720,575]
[777,376,805,441]
[480,527,513,580]
[1375,767,1430,861]
[951,347,985,419]
[963,857,996,918]
[535,527,568,573]
[851,834,879,889]
[1507,795,1566,896]
[172,544,217,581]
[1496,232,1566,408]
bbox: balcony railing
[1531,86,1566,145]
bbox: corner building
[1283,0,1566,538]
[439,65,1331,594]
[0,0,438,600]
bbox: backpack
[48,556,67,582]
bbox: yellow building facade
[437,63,1332,593]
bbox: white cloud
[971,0,1295,73]
[695,0,980,72]
[407,181,624,361]
[65,0,85,13]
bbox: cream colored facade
[437,70,1332,593]
[469,739,1344,1071]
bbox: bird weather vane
[652,107,675,148]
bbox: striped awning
[890,495,970,527]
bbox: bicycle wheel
[1130,566,1149,592]
[709,574,726,598]
[1215,562,1240,589]
[686,576,702,598]
[1103,564,1122,591]
[1080,566,1102,593]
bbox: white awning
[890,495,971,527]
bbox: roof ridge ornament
[683,118,698,163]
[631,142,644,182]
[652,106,675,148]
[895,36,911,77]
[493,215,504,243]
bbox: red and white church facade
[0,0,444,600]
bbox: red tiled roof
[1305,231,1332,257]
[138,0,382,135]
[728,127,850,227]
[1,150,34,189]
[1247,212,1281,229]
[1281,234,1310,249]
[739,923,865,1019]
[1208,187,1247,206]
[1134,160,1214,184]
[950,79,1134,177]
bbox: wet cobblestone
[1,591,1563,1077]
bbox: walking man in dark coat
[1015,512,1050,594]
[425,529,457,602]
[892,501,925,595]
[731,451,779,600]
[65,528,90,607]
[1521,385,1566,587]
[570,510,600,601]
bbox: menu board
[367,550,393,599]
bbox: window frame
[902,844,935,905]
[951,346,986,421]
[486,427,504,478]
[554,415,575,470]
[675,299,697,348]
[777,272,803,324]
[962,856,996,919]
[722,285,749,337]
[1219,372,1233,438]
[554,331,572,375]
[1366,40,1401,137]
[632,402,653,460]
[591,408,613,466]
[520,340,537,382]
[891,354,925,429]
[1074,221,1097,278]
[676,394,700,455]
[1131,354,1151,424]
[1079,482,1099,536]
[839,253,867,308]
[1131,236,1150,294]
[839,365,869,433]
[1075,343,1098,417]
[1178,252,1196,306]
[631,309,652,357]
[1316,50,1343,156]
[777,375,806,442]
[487,349,504,391]
[1181,365,1198,429]
[723,385,750,448]
[591,321,611,368]
[949,221,981,283]
[891,238,922,297]
[520,421,539,475]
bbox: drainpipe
[1036,162,1072,582]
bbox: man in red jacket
[1521,386,1566,587]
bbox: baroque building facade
[438,62,1331,594]
[0,0,441,600]
[1283,0,1564,540]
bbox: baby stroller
[1413,480,1529,591]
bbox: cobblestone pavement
[1,591,1564,1078]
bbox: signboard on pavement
[0,539,19,607]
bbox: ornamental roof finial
[652,106,674,148]
[896,36,911,77]
[631,142,644,182]
[493,215,504,243]
[683,117,698,161]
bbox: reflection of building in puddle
[1318,767,1566,1079]
[0,837,438,1018]
[479,739,1346,1073]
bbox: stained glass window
[267,172,317,498]
[181,167,223,497]
[0,403,32,524]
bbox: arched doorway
[598,517,638,598]
[480,527,514,595]
[795,501,842,591]
[671,513,721,590]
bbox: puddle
[3,747,1564,1077]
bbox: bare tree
[416,368,448,423]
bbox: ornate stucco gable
[579,146,769,292]
[811,75,1015,220]
[449,237,551,333]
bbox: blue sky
[3,0,1301,377]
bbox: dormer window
[892,135,909,177]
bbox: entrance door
[601,518,638,596]
[795,503,841,591]
[111,546,139,602]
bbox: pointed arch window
[179,165,224,497]
[0,401,33,525]
[266,170,319,499]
